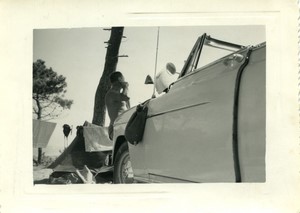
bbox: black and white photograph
[33,26,266,184]
[1,0,299,212]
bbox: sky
[33,26,265,156]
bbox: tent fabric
[83,123,112,152]
[76,165,96,184]
[33,119,56,148]
[48,121,112,173]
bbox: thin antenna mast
[151,27,160,98]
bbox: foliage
[33,59,73,120]
[33,152,57,167]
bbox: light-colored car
[111,34,266,183]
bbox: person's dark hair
[110,71,124,83]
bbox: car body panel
[141,50,250,183]
[114,109,149,181]
[237,45,266,182]
[113,42,266,183]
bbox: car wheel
[113,142,134,184]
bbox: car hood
[114,106,136,126]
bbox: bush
[33,152,57,167]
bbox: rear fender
[112,136,127,164]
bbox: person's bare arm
[126,99,131,109]
[120,82,130,108]
[120,82,129,95]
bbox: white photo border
[0,1,299,212]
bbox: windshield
[179,34,245,78]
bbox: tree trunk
[36,97,43,165]
[38,148,42,165]
[92,27,124,126]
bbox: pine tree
[33,59,73,164]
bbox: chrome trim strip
[148,173,200,183]
[147,101,210,118]
[232,47,253,183]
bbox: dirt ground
[33,166,113,184]
[33,166,53,184]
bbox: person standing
[105,71,130,140]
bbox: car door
[142,50,250,183]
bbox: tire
[113,142,134,184]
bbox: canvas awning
[83,122,112,152]
[33,119,56,148]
